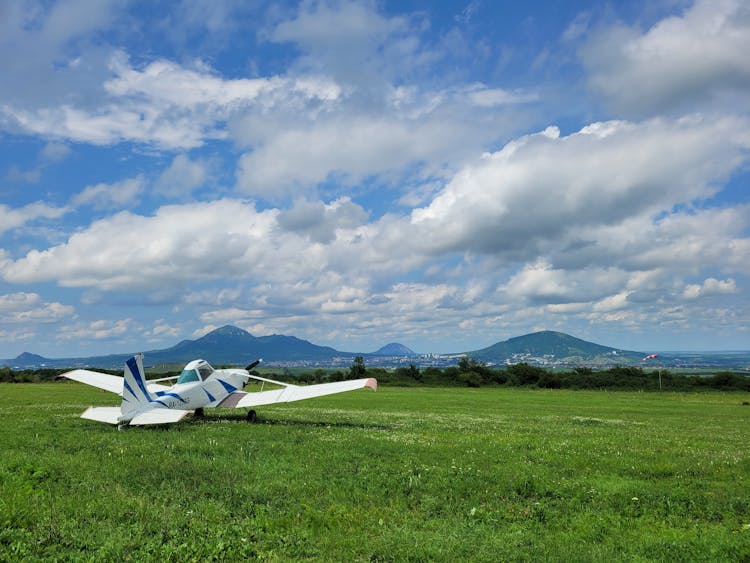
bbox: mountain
[117,325,344,366]
[6,352,51,368]
[467,331,644,365]
[0,325,348,369]
[3,327,746,370]
[370,343,416,356]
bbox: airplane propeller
[245,359,261,372]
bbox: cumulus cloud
[683,277,737,300]
[71,175,145,209]
[410,116,750,257]
[234,108,498,198]
[58,318,136,340]
[1,200,279,289]
[0,0,121,108]
[3,52,343,149]
[467,84,539,107]
[0,201,69,235]
[277,197,368,243]
[581,0,750,115]
[501,260,627,305]
[148,319,181,339]
[155,154,208,197]
[0,292,74,323]
[268,0,419,88]
[6,114,748,333]
[40,142,72,163]
[231,2,537,199]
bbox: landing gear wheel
[194,408,205,418]
[246,409,257,423]
[117,424,127,432]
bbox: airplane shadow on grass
[191,412,392,431]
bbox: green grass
[1,383,749,561]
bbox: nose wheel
[246,409,257,423]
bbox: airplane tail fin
[121,354,154,417]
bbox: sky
[1,0,749,358]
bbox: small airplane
[61,354,377,429]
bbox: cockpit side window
[198,363,214,378]
[177,369,201,384]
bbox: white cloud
[268,0,418,88]
[72,175,145,209]
[410,116,749,258]
[467,84,539,107]
[104,54,273,109]
[0,201,69,235]
[501,261,627,305]
[3,52,343,150]
[2,199,280,290]
[40,142,72,163]
[58,318,136,340]
[0,292,74,324]
[0,292,41,312]
[234,109,503,198]
[0,0,121,112]
[149,320,181,340]
[277,197,368,243]
[155,154,208,197]
[683,277,737,300]
[593,291,632,312]
[581,0,750,115]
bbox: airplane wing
[61,368,170,395]
[61,369,124,394]
[229,377,377,409]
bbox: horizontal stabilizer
[130,409,191,425]
[80,406,121,424]
[236,378,376,408]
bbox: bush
[507,363,547,386]
[458,372,482,388]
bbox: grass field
[1,383,749,561]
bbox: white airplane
[61,354,377,429]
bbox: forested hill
[468,331,644,365]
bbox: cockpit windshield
[176,359,214,384]
[177,368,200,384]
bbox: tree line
[323,357,749,392]
[2,357,749,392]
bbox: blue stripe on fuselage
[159,392,187,403]
[218,379,238,393]
[203,388,216,402]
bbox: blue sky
[1,0,749,358]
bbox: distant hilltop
[0,325,414,369]
[371,343,417,356]
[2,325,748,370]
[466,330,643,366]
